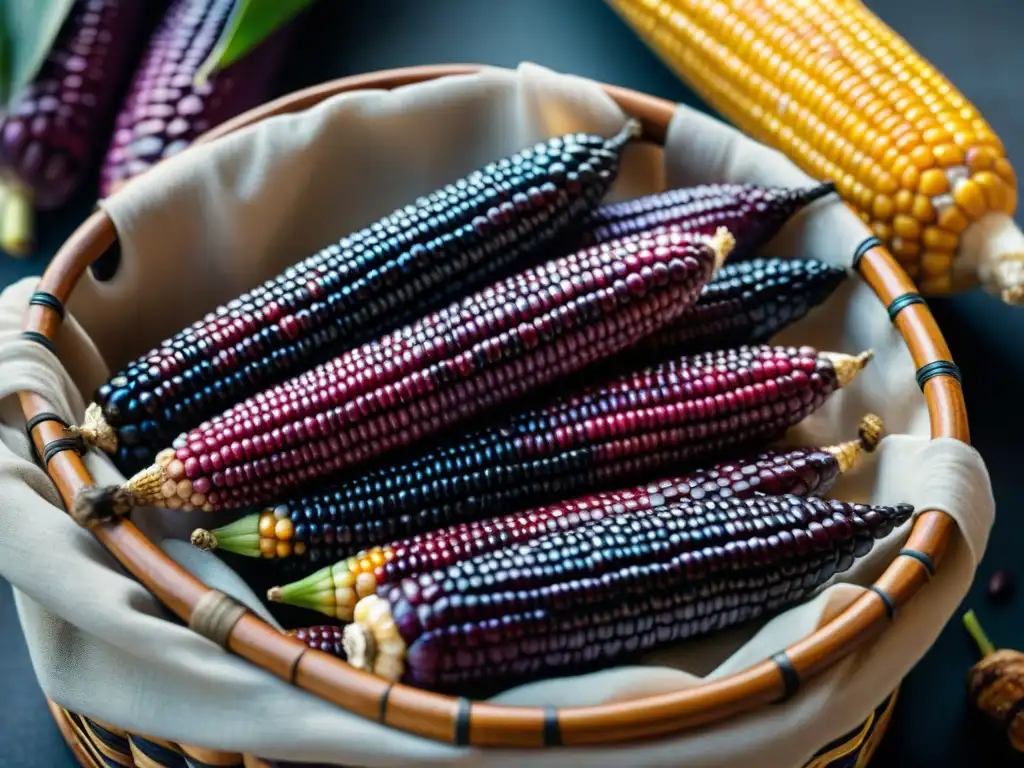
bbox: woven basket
[21,65,967,766]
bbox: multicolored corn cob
[99,0,296,197]
[287,625,346,660]
[264,414,884,620]
[580,181,837,260]
[192,344,870,564]
[0,0,151,255]
[340,494,913,687]
[606,0,1024,302]
[74,120,642,471]
[75,227,733,524]
[629,255,845,361]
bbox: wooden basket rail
[18,65,968,749]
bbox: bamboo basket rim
[19,64,969,750]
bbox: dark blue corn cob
[340,494,913,688]
[634,256,846,360]
[77,119,643,471]
[263,414,884,622]
[200,346,871,568]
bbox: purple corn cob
[99,0,295,197]
[580,181,837,261]
[265,414,884,621]
[340,494,913,688]
[0,0,151,254]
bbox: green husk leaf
[0,0,75,106]
[194,0,313,86]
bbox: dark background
[2,1,1022,765]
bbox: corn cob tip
[821,350,873,388]
[0,183,34,257]
[804,179,838,204]
[267,586,283,603]
[858,413,885,452]
[65,403,118,454]
[71,485,134,528]
[992,253,1024,305]
[190,529,217,551]
[708,226,736,269]
[344,595,407,681]
[825,414,885,474]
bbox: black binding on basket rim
[379,683,393,723]
[26,411,68,436]
[916,360,961,390]
[868,586,896,621]
[41,437,84,466]
[899,548,936,576]
[29,291,65,319]
[887,292,925,322]
[544,707,562,746]
[454,697,472,745]
[772,652,801,700]
[20,330,56,355]
[852,236,884,271]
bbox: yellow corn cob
[607,0,1024,303]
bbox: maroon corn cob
[200,345,873,567]
[579,181,837,260]
[287,625,346,659]
[340,494,913,688]
[0,0,152,254]
[76,228,734,523]
[265,414,884,620]
[99,0,296,197]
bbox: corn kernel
[933,144,964,167]
[952,131,977,150]
[258,513,276,538]
[974,171,1011,212]
[891,237,920,258]
[894,189,914,213]
[872,195,894,220]
[953,178,987,218]
[994,158,1017,188]
[922,126,952,145]
[895,132,920,152]
[259,538,276,558]
[275,541,292,559]
[918,168,949,197]
[919,274,951,293]
[893,214,922,240]
[966,146,998,173]
[872,222,894,242]
[274,517,294,542]
[911,194,937,223]
[922,227,959,251]
[909,145,934,169]
[937,204,969,233]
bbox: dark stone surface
[2,0,1022,765]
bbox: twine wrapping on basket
[0,64,995,767]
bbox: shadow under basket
[20,65,966,766]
